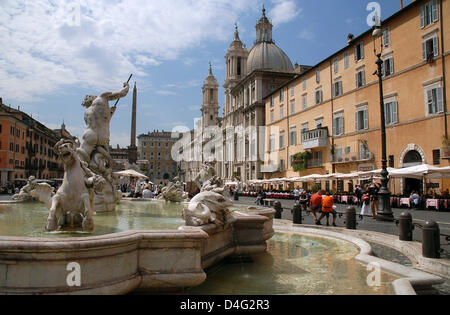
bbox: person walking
[355,185,363,207]
[360,192,371,216]
[317,191,337,227]
[293,187,300,204]
[368,181,381,219]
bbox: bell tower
[201,63,219,131]
[224,24,248,117]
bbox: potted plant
[292,151,311,172]
[441,135,450,160]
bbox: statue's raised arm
[100,82,130,101]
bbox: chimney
[347,33,354,45]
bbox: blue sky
[0,0,413,147]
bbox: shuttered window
[426,86,444,115]
[355,108,368,131]
[385,101,398,125]
[420,0,439,28]
[356,70,366,88]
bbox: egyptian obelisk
[128,82,138,164]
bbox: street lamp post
[372,17,394,222]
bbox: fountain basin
[0,203,274,295]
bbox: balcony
[307,158,324,169]
[301,128,328,150]
[331,151,375,164]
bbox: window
[290,86,295,97]
[316,69,320,83]
[383,56,394,77]
[10,126,14,135]
[302,77,306,90]
[289,128,297,146]
[383,28,390,47]
[344,51,349,69]
[237,57,242,76]
[290,99,296,115]
[279,89,284,102]
[315,89,323,105]
[354,43,364,61]
[335,147,343,160]
[356,69,366,88]
[315,118,323,129]
[333,81,343,98]
[385,100,398,125]
[333,114,344,136]
[9,142,13,151]
[280,105,284,119]
[433,149,441,165]
[333,57,339,73]
[270,95,274,107]
[425,85,444,115]
[355,107,368,131]
[279,132,285,149]
[420,0,439,28]
[269,134,276,152]
[16,144,19,153]
[301,123,309,133]
[270,110,274,123]
[302,95,307,110]
[389,155,395,168]
[280,159,285,171]
[422,36,439,61]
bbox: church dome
[247,42,293,73]
[246,7,293,73]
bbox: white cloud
[0,0,259,102]
[269,0,302,26]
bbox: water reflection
[0,201,186,238]
[182,233,397,295]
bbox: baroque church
[182,8,308,183]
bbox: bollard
[293,203,302,224]
[398,212,413,241]
[274,202,283,219]
[345,207,357,230]
[422,221,441,259]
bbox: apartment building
[264,0,449,194]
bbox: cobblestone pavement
[234,196,450,253]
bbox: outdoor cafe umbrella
[114,169,149,180]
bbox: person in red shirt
[318,191,337,227]
[309,190,324,222]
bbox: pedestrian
[410,191,420,209]
[310,190,324,223]
[318,191,337,227]
[293,187,300,204]
[299,191,309,212]
[355,185,363,207]
[368,181,381,219]
[360,192,371,216]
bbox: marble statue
[46,139,105,232]
[200,176,226,194]
[12,176,55,207]
[160,177,188,202]
[77,82,129,212]
[182,191,233,227]
[193,162,216,190]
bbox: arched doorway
[403,150,423,195]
